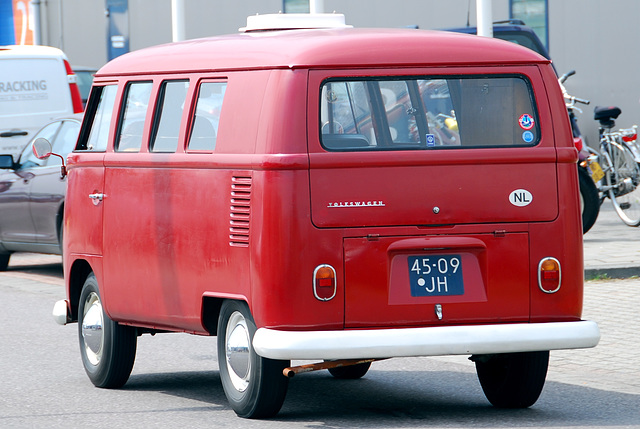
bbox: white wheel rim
[225,311,251,392]
[82,291,104,366]
[609,143,640,224]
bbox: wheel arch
[201,296,223,335]
[68,259,94,322]
[201,294,250,335]
[56,202,64,246]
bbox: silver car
[0,114,82,270]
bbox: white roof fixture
[240,13,352,32]
[0,44,67,58]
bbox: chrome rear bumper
[253,320,600,360]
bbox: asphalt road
[0,254,638,428]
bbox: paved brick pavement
[432,277,640,395]
[570,204,640,394]
[547,277,639,394]
[584,203,640,279]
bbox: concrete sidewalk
[583,203,640,279]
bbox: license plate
[408,255,464,297]
[590,161,605,182]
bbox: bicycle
[593,106,640,226]
[559,71,600,233]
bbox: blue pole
[0,0,16,45]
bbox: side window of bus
[78,85,117,151]
[187,81,227,151]
[116,81,152,152]
[150,80,190,153]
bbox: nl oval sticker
[509,189,533,207]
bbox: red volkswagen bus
[50,14,599,419]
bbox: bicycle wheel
[606,141,640,226]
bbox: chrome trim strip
[253,321,600,360]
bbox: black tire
[328,362,371,379]
[78,273,137,388]
[578,166,600,233]
[217,300,289,419]
[0,253,10,271]
[474,351,549,408]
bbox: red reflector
[317,278,333,287]
[316,285,334,295]
[622,134,637,142]
[573,136,583,151]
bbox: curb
[584,266,640,280]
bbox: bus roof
[96,28,549,77]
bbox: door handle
[0,130,28,138]
[89,193,104,205]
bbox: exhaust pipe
[283,358,383,378]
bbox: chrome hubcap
[82,292,104,366]
[225,311,251,392]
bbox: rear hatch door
[308,67,557,229]
[307,67,558,327]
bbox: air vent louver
[230,176,252,247]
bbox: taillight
[573,136,583,151]
[622,133,637,142]
[64,59,84,113]
[538,257,561,294]
[313,264,336,301]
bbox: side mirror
[32,138,53,160]
[32,138,67,179]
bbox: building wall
[549,0,640,145]
[35,0,639,146]
[323,0,510,29]
[38,0,107,67]
[39,0,512,68]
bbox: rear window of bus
[320,75,539,151]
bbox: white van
[0,45,83,159]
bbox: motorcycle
[559,70,600,234]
